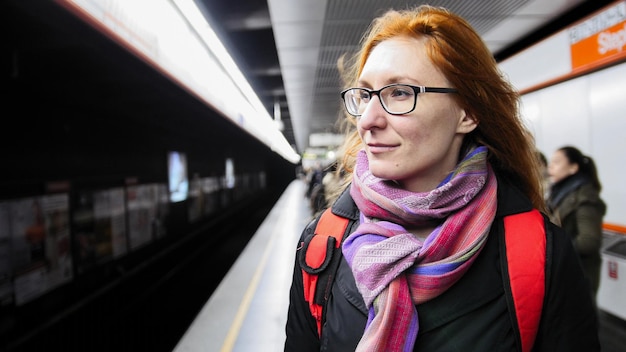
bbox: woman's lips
[367,143,398,154]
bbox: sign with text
[569,2,626,70]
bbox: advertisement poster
[94,187,128,258]
[220,176,232,207]
[73,187,128,273]
[127,184,157,250]
[202,176,220,216]
[188,174,203,223]
[154,183,169,239]
[126,183,168,246]
[10,194,72,306]
[73,191,98,273]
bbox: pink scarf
[342,146,497,351]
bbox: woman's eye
[390,88,412,98]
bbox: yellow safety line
[220,228,277,352]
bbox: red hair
[336,5,545,211]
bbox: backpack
[299,207,546,352]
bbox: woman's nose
[358,95,387,129]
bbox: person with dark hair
[548,145,606,299]
[307,162,327,216]
[284,5,600,352]
[537,150,551,200]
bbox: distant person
[547,145,606,299]
[321,160,345,207]
[306,162,326,215]
[284,5,600,352]
[305,162,324,199]
[537,150,551,200]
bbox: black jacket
[548,175,606,296]
[284,179,601,351]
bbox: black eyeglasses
[340,83,458,117]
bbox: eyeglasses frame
[340,83,458,117]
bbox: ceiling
[2,0,616,159]
[196,0,614,154]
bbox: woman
[285,6,600,352]
[548,146,606,299]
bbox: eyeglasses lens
[343,85,416,116]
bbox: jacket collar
[547,173,588,210]
[331,186,359,221]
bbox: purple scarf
[342,146,497,351]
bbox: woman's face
[548,150,578,184]
[356,36,476,192]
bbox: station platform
[174,179,626,352]
[173,179,311,352]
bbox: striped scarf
[342,146,497,351]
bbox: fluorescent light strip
[62,0,300,163]
[173,0,300,163]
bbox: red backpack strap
[298,208,350,337]
[504,209,546,352]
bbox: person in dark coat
[547,145,606,299]
[284,5,600,352]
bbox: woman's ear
[457,111,478,134]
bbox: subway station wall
[499,1,626,227]
[519,62,626,227]
[0,44,298,311]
